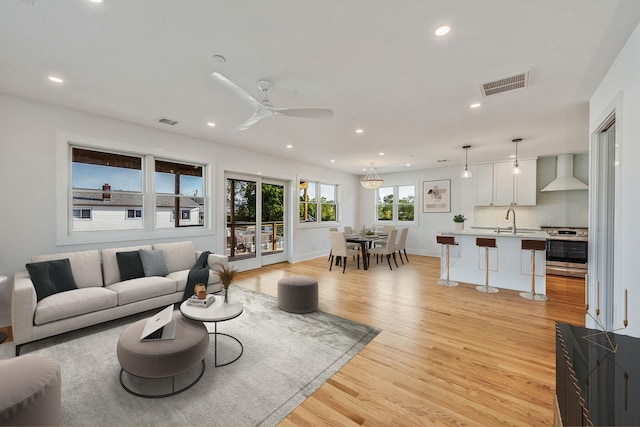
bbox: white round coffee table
[179,297,244,367]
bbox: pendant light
[460,145,472,178]
[361,162,384,189]
[512,138,522,175]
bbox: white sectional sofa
[12,241,228,355]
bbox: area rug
[1,286,379,426]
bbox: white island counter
[438,229,549,294]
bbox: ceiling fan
[210,72,333,131]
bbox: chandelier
[360,162,384,189]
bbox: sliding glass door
[226,174,287,269]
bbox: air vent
[480,70,529,97]
[157,118,179,126]
[20,0,35,5]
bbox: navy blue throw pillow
[116,251,145,281]
[26,258,78,302]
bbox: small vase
[223,287,229,304]
[454,222,464,230]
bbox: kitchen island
[438,229,549,294]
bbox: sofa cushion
[153,241,196,273]
[116,251,145,281]
[26,259,78,302]
[34,287,118,325]
[102,245,153,286]
[139,249,169,277]
[105,277,177,306]
[32,250,102,288]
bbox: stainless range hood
[541,154,588,192]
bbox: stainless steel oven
[541,227,588,278]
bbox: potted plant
[453,214,467,230]
[214,263,238,303]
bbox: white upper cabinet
[475,159,537,206]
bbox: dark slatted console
[556,322,639,426]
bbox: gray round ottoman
[117,313,209,398]
[0,354,61,426]
[277,275,318,313]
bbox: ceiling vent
[19,0,35,4]
[480,70,529,97]
[157,118,179,126]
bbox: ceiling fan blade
[210,72,262,109]
[236,109,274,131]
[273,108,334,119]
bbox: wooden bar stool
[436,235,459,287]
[519,239,548,301]
[476,237,499,293]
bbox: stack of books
[187,294,215,308]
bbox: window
[155,160,204,228]
[70,146,206,234]
[72,148,143,232]
[299,180,338,223]
[126,209,142,219]
[376,185,415,223]
[73,208,92,220]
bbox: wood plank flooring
[234,255,585,426]
[0,255,584,425]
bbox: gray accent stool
[0,354,61,426]
[116,314,209,398]
[277,276,319,313]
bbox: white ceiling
[2,0,640,175]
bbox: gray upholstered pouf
[117,314,209,379]
[0,354,61,426]
[277,276,318,313]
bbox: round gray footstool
[278,275,318,313]
[117,313,209,398]
[0,354,61,426]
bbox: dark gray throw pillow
[139,249,169,277]
[26,258,78,302]
[116,251,145,281]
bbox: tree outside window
[300,181,338,223]
[376,185,415,223]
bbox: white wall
[358,165,475,258]
[0,94,360,326]
[589,21,640,337]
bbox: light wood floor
[234,255,585,426]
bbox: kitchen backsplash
[473,154,589,229]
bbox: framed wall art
[423,179,451,213]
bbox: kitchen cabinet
[475,159,536,206]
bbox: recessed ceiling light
[510,154,516,159]
[470,103,481,109]
[437,159,448,163]
[355,129,364,134]
[378,152,385,156]
[406,163,411,167]
[211,54,226,63]
[362,168,367,171]
[88,0,104,3]
[48,76,64,83]
[330,159,335,163]
[286,144,293,149]
[207,122,216,127]
[435,26,450,36]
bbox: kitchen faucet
[505,208,516,234]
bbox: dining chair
[329,231,360,273]
[344,226,354,235]
[395,227,409,264]
[328,227,339,261]
[374,225,396,247]
[368,229,398,270]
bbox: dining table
[345,234,385,270]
